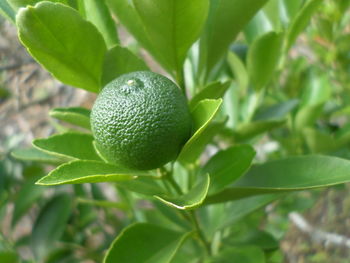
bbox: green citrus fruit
[91,71,192,170]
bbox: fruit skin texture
[91,71,192,170]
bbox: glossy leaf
[178,99,222,164]
[247,31,283,90]
[155,174,210,210]
[16,2,106,92]
[189,81,230,109]
[234,120,285,141]
[132,0,209,76]
[210,246,265,263]
[36,160,140,185]
[8,0,68,10]
[11,147,63,164]
[201,145,256,195]
[106,0,154,54]
[78,0,119,48]
[198,0,268,77]
[104,223,191,263]
[49,107,91,129]
[207,155,350,203]
[101,45,149,86]
[286,0,322,50]
[31,194,72,259]
[33,132,100,161]
[0,0,15,23]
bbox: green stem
[189,211,212,257]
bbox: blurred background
[2,0,350,262]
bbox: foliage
[1,0,350,262]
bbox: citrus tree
[2,0,350,262]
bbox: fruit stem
[176,69,186,97]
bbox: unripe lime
[91,71,192,170]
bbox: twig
[289,212,350,248]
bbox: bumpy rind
[91,71,192,170]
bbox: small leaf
[286,0,322,50]
[78,0,119,48]
[227,51,248,92]
[16,2,107,92]
[207,155,350,203]
[201,145,255,195]
[0,0,15,23]
[33,132,100,161]
[12,177,46,226]
[11,147,63,164]
[131,0,209,77]
[247,31,283,90]
[101,45,149,86]
[31,194,72,259]
[254,99,299,121]
[234,120,285,141]
[155,174,210,210]
[198,0,268,78]
[189,81,230,109]
[178,99,222,164]
[213,194,280,229]
[210,246,265,263]
[36,160,140,185]
[103,223,191,263]
[49,107,91,129]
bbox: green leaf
[101,45,149,86]
[36,160,139,185]
[31,194,72,259]
[49,107,91,129]
[198,0,268,78]
[32,132,100,161]
[207,155,350,203]
[12,178,46,226]
[227,52,248,92]
[0,251,19,263]
[178,99,222,164]
[210,246,265,263]
[286,0,322,50]
[16,2,107,92]
[8,0,69,10]
[189,81,230,109]
[247,31,283,91]
[117,176,167,196]
[0,0,15,23]
[106,0,155,55]
[103,223,191,263]
[11,147,63,164]
[155,174,210,210]
[254,99,299,121]
[78,0,119,48]
[294,104,323,132]
[230,229,279,250]
[201,145,255,195]
[132,0,209,77]
[214,194,280,228]
[234,120,285,141]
